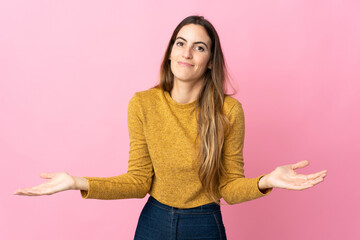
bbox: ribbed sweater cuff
[256,174,273,196]
[80,177,92,199]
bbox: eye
[196,46,205,52]
[176,41,184,46]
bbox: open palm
[266,160,327,190]
[14,172,76,196]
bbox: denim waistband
[147,195,221,213]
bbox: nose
[182,46,192,59]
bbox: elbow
[137,191,148,199]
[137,177,153,198]
[219,184,248,205]
[221,194,250,205]
[221,194,238,205]
[219,187,237,205]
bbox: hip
[134,195,227,240]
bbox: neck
[170,78,204,104]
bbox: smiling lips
[178,61,193,67]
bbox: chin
[173,76,202,83]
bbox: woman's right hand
[14,172,86,196]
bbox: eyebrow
[175,37,209,50]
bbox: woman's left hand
[259,160,327,190]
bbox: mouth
[178,61,194,67]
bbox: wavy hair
[154,15,236,204]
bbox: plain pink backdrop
[1,1,359,239]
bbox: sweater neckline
[163,90,197,109]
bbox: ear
[208,61,212,69]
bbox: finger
[291,160,309,170]
[14,189,37,196]
[26,183,57,194]
[14,188,32,195]
[19,190,43,196]
[14,191,28,196]
[312,177,325,186]
[13,189,22,195]
[286,184,314,190]
[297,176,325,187]
[282,175,326,190]
[16,183,47,193]
[303,170,327,180]
[15,187,51,196]
[14,183,49,195]
[287,182,319,190]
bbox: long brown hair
[154,15,236,204]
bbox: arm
[218,101,327,201]
[14,93,154,199]
[80,93,154,199]
[218,101,272,205]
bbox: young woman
[14,15,327,240]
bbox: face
[169,24,212,84]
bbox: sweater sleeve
[218,101,272,205]
[80,93,154,199]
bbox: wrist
[258,174,272,190]
[73,176,89,191]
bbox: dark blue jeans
[134,195,227,240]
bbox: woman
[14,15,327,239]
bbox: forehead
[176,24,211,45]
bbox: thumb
[40,172,56,179]
[291,160,309,170]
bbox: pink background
[1,1,359,239]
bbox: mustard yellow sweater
[80,87,272,208]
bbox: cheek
[170,60,175,71]
[169,52,173,60]
[197,57,210,70]
[193,65,205,76]
[169,46,178,60]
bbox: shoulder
[133,87,162,98]
[131,87,162,102]
[129,87,162,107]
[223,95,244,117]
[223,95,245,137]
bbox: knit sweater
[80,87,272,208]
